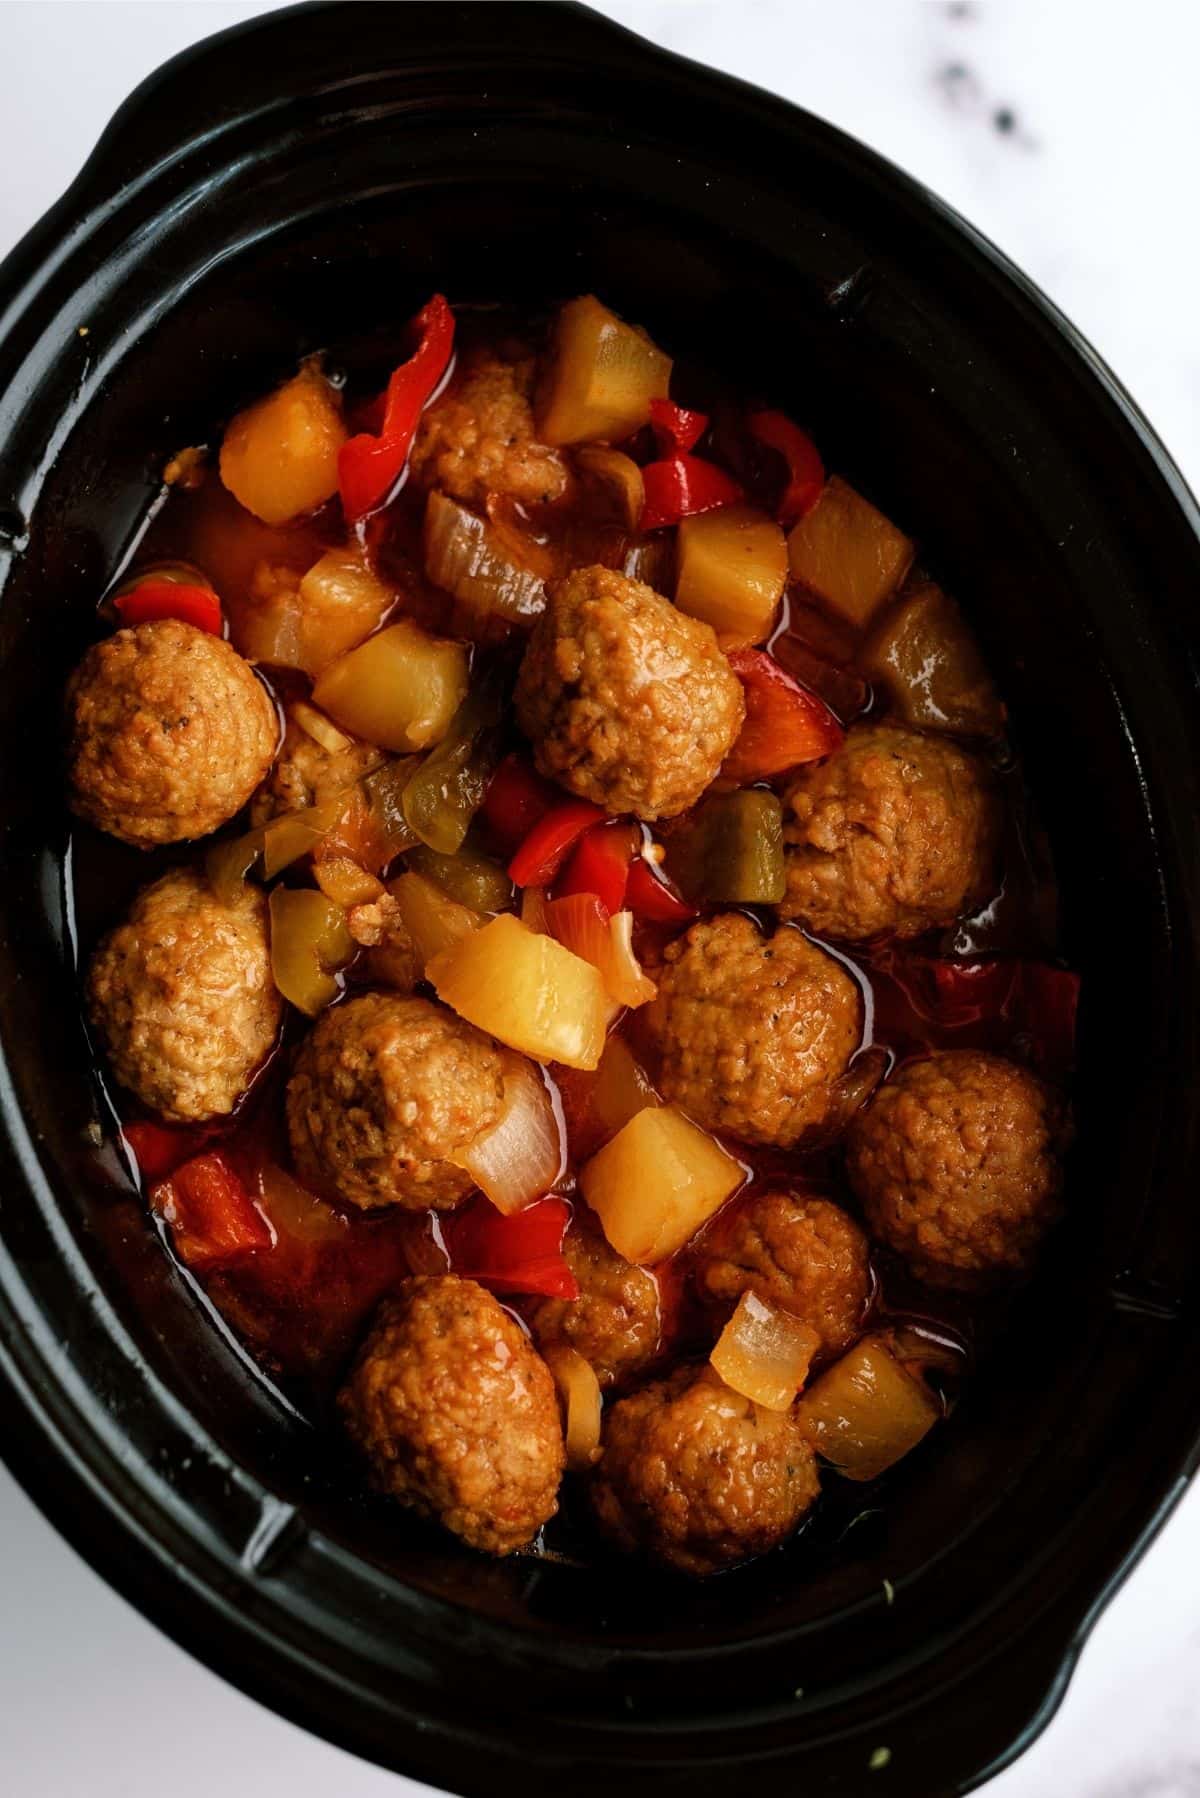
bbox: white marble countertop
[1,2,1197,1794]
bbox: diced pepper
[389,870,484,973]
[786,475,914,629]
[428,912,609,1070]
[313,856,385,909]
[537,295,672,446]
[338,293,456,521]
[362,759,421,863]
[663,790,786,906]
[405,842,513,913]
[205,826,265,907]
[921,956,1080,1074]
[674,503,788,645]
[508,798,606,888]
[639,453,744,533]
[151,1150,273,1272]
[114,578,223,636]
[441,1193,578,1299]
[556,822,637,914]
[123,1120,199,1182]
[269,887,355,1016]
[748,410,825,527]
[312,618,469,753]
[401,661,509,855]
[482,754,557,856]
[625,856,698,925]
[649,396,708,456]
[261,789,356,880]
[723,647,845,782]
[581,1104,743,1264]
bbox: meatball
[66,619,279,848]
[86,867,281,1122]
[646,913,861,1148]
[286,992,504,1211]
[515,565,745,820]
[526,1208,661,1388]
[780,722,1001,941]
[694,1191,870,1357]
[340,1277,564,1555]
[410,345,570,509]
[590,1364,820,1575]
[846,1049,1070,1287]
[250,712,385,825]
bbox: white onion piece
[710,1291,820,1412]
[544,1346,603,1469]
[424,491,547,626]
[450,1053,566,1215]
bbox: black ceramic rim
[0,5,1198,1795]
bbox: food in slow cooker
[68,291,1077,1575]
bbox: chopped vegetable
[481,754,557,856]
[261,789,356,880]
[151,1150,273,1271]
[537,295,672,446]
[423,490,547,629]
[575,447,645,532]
[544,894,656,1010]
[290,700,354,754]
[580,1104,743,1264]
[339,292,455,521]
[796,1334,940,1481]
[205,827,265,907]
[591,1034,661,1137]
[362,759,421,862]
[389,870,484,971]
[313,856,385,908]
[508,798,606,887]
[122,1119,199,1182]
[268,887,355,1016]
[770,630,869,722]
[664,790,786,906]
[556,822,637,914]
[860,577,1005,738]
[919,956,1080,1073]
[114,577,223,636]
[449,1053,566,1215]
[544,1345,603,1469]
[625,855,698,924]
[219,363,346,526]
[442,1193,578,1300]
[428,912,609,1070]
[649,396,708,456]
[312,618,469,753]
[520,884,550,933]
[710,1291,820,1411]
[786,476,914,629]
[674,503,788,645]
[400,662,508,854]
[621,535,676,594]
[292,548,396,675]
[406,842,513,913]
[722,647,845,780]
[639,453,743,533]
[748,410,825,527]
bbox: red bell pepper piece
[925,958,1080,1072]
[481,755,557,856]
[626,856,698,925]
[639,453,743,532]
[151,1150,273,1272]
[338,292,455,522]
[748,410,825,527]
[722,648,844,781]
[123,1120,201,1182]
[508,799,606,888]
[114,579,222,635]
[649,396,708,456]
[556,823,637,914]
[441,1194,578,1300]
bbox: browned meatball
[250,711,385,825]
[410,346,569,509]
[526,1208,661,1388]
[780,722,1001,941]
[86,867,281,1122]
[646,913,861,1148]
[286,992,503,1211]
[846,1049,1070,1287]
[694,1191,870,1357]
[590,1364,820,1575]
[514,566,745,820]
[339,1277,564,1555]
[66,619,279,848]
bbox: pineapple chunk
[537,296,672,446]
[580,1105,743,1264]
[219,365,346,525]
[786,476,914,629]
[312,619,468,753]
[427,912,609,1070]
[389,871,484,974]
[796,1335,939,1481]
[675,504,788,645]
